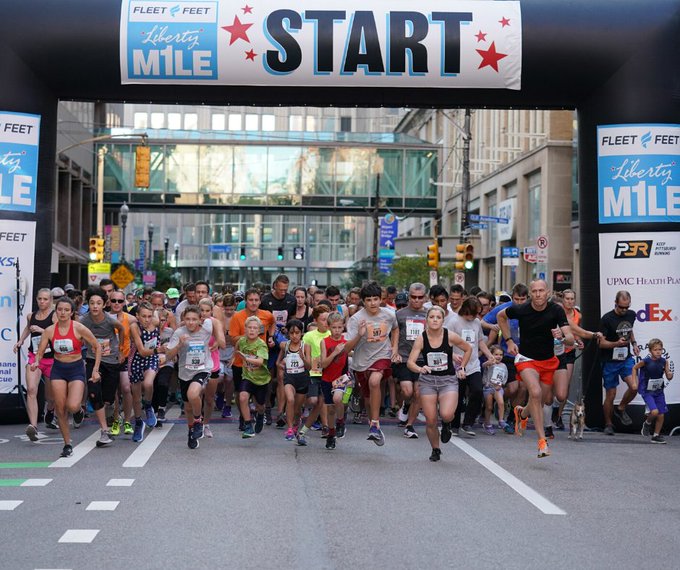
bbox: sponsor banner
[599,232,679,405]
[120,0,522,89]
[598,124,680,224]
[0,112,41,214]
[497,198,515,241]
[0,221,36,394]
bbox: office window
[527,171,541,241]
[211,114,226,130]
[133,112,148,129]
[168,113,182,130]
[184,113,198,130]
[150,112,165,129]
[261,114,276,131]
[289,115,303,131]
[340,116,352,132]
[323,117,335,131]
[245,114,258,131]
[228,114,242,130]
[306,116,316,131]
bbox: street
[1,408,677,570]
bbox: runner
[598,290,640,435]
[481,345,509,434]
[128,301,160,442]
[218,294,236,419]
[150,291,177,425]
[276,319,310,440]
[319,313,350,449]
[198,298,226,438]
[290,286,313,331]
[497,279,574,458]
[109,289,135,437]
[393,283,428,439]
[31,297,102,458]
[407,305,472,461]
[344,282,399,447]
[448,284,466,315]
[163,305,213,449]
[13,288,57,439]
[633,338,673,444]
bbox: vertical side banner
[599,232,679,404]
[0,112,41,213]
[0,221,36,393]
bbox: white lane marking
[449,438,567,515]
[21,478,53,487]
[58,529,99,543]
[0,500,23,510]
[49,430,101,468]
[123,422,175,468]
[86,501,119,511]
[106,478,134,487]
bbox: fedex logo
[636,303,672,322]
[614,240,652,259]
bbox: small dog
[569,399,586,440]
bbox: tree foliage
[376,255,455,289]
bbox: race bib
[554,340,565,356]
[144,337,158,350]
[186,342,205,371]
[285,352,305,374]
[405,318,425,341]
[514,353,534,364]
[272,310,288,327]
[310,356,322,375]
[31,335,41,353]
[97,338,111,357]
[647,377,664,391]
[490,365,506,385]
[612,346,627,361]
[366,322,388,343]
[53,338,74,354]
[461,329,476,343]
[426,351,448,372]
[332,374,352,390]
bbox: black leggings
[153,366,173,411]
[452,371,483,429]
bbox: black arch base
[0,0,678,426]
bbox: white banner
[0,221,35,394]
[120,0,522,89]
[598,232,679,405]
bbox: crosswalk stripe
[58,529,99,543]
[122,423,174,468]
[21,478,52,486]
[106,478,134,487]
[49,430,100,468]
[86,501,119,511]
[0,500,23,510]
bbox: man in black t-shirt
[598,290,640,435]
[498,280,573,458]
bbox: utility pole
[460,108,471,243]
[371,157,384,281]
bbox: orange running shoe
[537,438,551,458]
[514,406,527,436]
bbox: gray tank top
[80,313,119,364]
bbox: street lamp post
[119,202,129,263]
[163,237,169,267]
[370,156,384,281]
[174,241,180,272]
[147,222,154,270]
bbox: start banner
[599,232,679,405]
[0,220,36,394]
[120,0,522,89]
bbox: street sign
[502,246,520,266]
[536,234,549,263]
[111,264,135,289]
[469,214,509,224]
[142,270,156,287]
[429,270,438,287]
[208,244,231,254]
[523,247,537,263]
[379,213,398,274]
[454,271,465,286]
[468,223,489,230]
[502,257,519,266]
[293,246,305,260]
[502,246,520,257]
[88,262,111,285]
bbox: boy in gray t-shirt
[344,283,399,447]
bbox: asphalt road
[1,408,678,570]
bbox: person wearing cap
[64,284,75,293]
[165,288,180,313]
[50,287,65,301]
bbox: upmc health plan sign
[597,124,680,224]
[599,232,680,405]
[120,0,522,89]
[0,111,40,214]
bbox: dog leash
[576,338,602,402]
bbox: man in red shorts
[497,279,573,457]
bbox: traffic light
[277,246,284,261]
[89,237,104,262]
[427,239,439,269]
[135,145,150,188]
[455,243,474,270]
[239,247,247,261]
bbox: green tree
[132,254,179,291]
[376,255,456,289]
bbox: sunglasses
[410,295,425,300]
[615,304,630,310]
[110,299,125,304]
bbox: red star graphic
[242,5,253,14]
[245,49,257,61]
[476,42,508,72]
[499,17,511,27]
[475,30,487,42]
[222,15,253,46]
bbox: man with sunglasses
[599,290,640,435]
[393,283,428,438]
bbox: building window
[133,112,148,129]
[527,171,541,241]
[168,113,182,130]
[150,112,165,129]
[340,116,352,132]
[184,113,198,130]
[262,114,276,131]
[211,114,225,130]
[323,118,335,131]
[228,114,242,131]
[306,116,316,132]
[289,115,303,131]
[245,114,258,131]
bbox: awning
[52,243,89,264]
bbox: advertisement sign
[598,124,680,224]
[599,232,679,404]
[497,198,516,241]
[120,0,522,90]
[379,213,398,275]
[0,221,35,394]
[0,112,41,213]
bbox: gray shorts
[418,373,458,396]
[308,376,321,398]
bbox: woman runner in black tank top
[407,306,472,462]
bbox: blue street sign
[502,247,520,257]
[208,244,232,254]
[469,214,509,224]
[468,223,489,230]
[379,215,398,249]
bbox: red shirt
[322,335,348,383]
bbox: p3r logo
[614,240,652,259]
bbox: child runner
[407,305,472,461]
[633,338,674,444]
[164,306,213,449]
[150,291,177,425]
[219,294,237,419]
[319,312,350,450]
[128,301,160,442]
[344,281,400,447]
[276,319,310,441]
[296,305,331,446]
[481,345,509,434]
[199,298,227,438]
[236,316,270,438]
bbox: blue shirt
[483,301,520,357]
[638,356,666,394]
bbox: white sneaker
[397,404,409,423]
[417,412,426,423]
[204,425,213,438]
